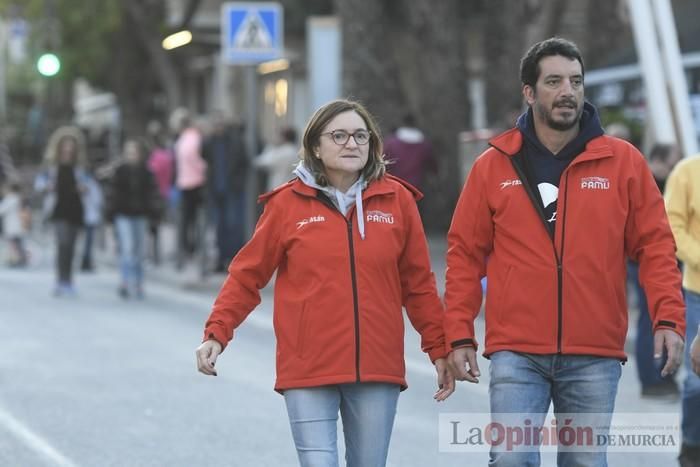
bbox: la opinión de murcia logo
[500,179,523,190]
[296,215,326,229]
[366,210,394,224]
[580,176,610,190]
[438,412,681,453]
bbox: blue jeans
[683,290,700,446]
[283,383,400,467]
[628,262,674,388]
[114,215,147,292]
[81,224,96,269]
[489,351,622,467]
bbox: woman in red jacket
[196,99,453,466]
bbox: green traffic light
[37,53,61,77]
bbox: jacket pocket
[296,302,309,358]
[494,264,513,325]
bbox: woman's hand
[196,339,223,376]
[433,357,455,402]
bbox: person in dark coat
[202,112,249,272]
[384,114,436,191]
[34,126,88,296]
[107,139,161,299]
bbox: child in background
[0,182,28,267]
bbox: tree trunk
[123,0,184,113]
[333,0,407,127]
[390,0,470,231]
[483,1,530,128]
[334,0,470,231]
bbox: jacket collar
[488,127,615,164]
[258,173,423,203]
[288,174,421,201]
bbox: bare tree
[482,0,630,128]
[334,0,470,230]
[123,0,185,112]
[333,0,407,126]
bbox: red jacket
[204,175,446,391]
[444,129,685,359]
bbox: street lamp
[162,30,192,50]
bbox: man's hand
[196,339,223,376]
[433,358,456,402]
[691,330,700,376]
[447,346,480,383]
[654,329,684,377]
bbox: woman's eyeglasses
[321,130,371,146]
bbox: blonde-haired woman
[34,126,88,296]
[196,99,453,466]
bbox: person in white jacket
[254,126,299,191]
[0,182,27,267]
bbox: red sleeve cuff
[203,329,229,351]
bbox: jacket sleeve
[203,197,285,351]
[104,168,120,221]
[665,162,700,270]
[397,188,446,362]
[625,151,685,338]
[444,156,493,351]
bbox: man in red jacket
[445,37,685,466]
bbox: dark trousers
[55,220,80,284]
[9,237,27,265]
[211,190,245,267]
[178,187,203,255]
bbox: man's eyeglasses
[321,129,371,146]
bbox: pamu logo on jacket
[366,210,394,224]
[580,176,610,190]
[296,215,325,229]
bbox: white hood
[293,163,367,239]
[396,127,425,144]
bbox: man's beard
[535,100,583,131]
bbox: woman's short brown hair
[301,99,386,186]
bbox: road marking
[0,405,79,467]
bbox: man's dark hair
[649,143,675,162]
[402,114,417,128]
[280,126,297,144]
[520,37,585,88]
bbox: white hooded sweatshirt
[293,163,368,239]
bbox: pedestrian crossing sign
[221,2,284,64]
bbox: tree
[482,0,632,128]
[334,0,471,231]
[0,0,122,94]
[0,0,189,136]
[122,0,186,114]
